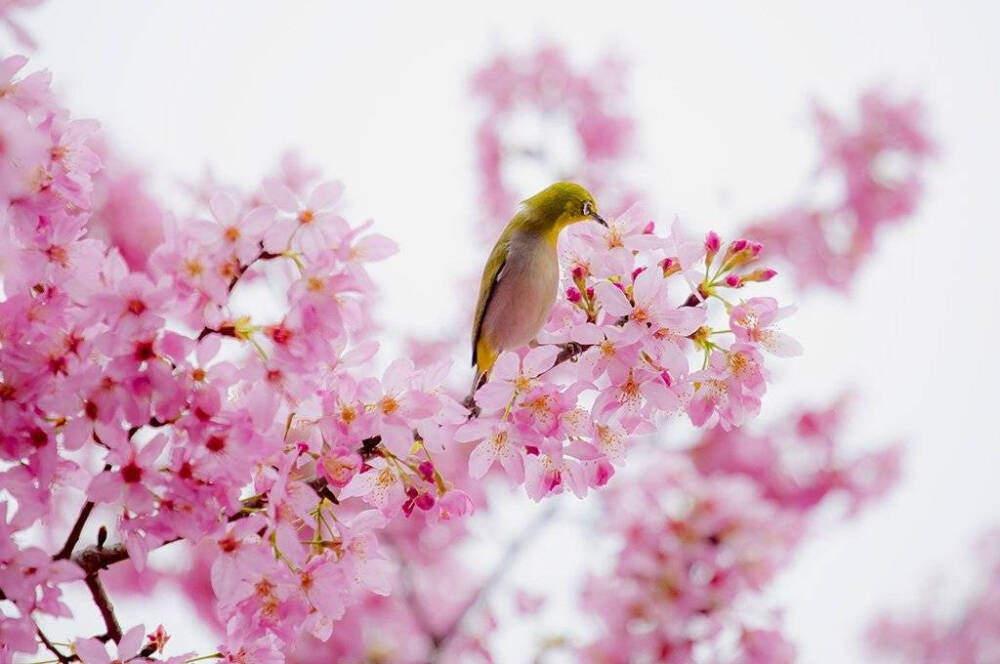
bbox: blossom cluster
[0,52,463,662]
[866,528,1000,663]
[470,45,638,240]
[742,90,934,291]
[456,214,799,501]
[689,395,901,515]
[578,455,802,663]
[0,46,799,663]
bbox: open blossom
[87,432,169,515]
[205,191,275,263]
[262,179,349,256]
[75,624,147,664]
[730,297,803,357]
[474,346,559,410]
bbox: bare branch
[429,502,560,660]
[35,623,74,663]
[83,572,121,643]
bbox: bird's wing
[472,233,511,366]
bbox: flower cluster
[0,52,466,662]
[742,90,934,291]
[866,528,1000,663]
[0,47,798,663]
[689,395,901,514]
[578,456,802,663]
[456,212,798,501]
[470,45,638,240]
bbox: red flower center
[121,462,143,483]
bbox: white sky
[14,1,1000,662]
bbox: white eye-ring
[582,201,592,216]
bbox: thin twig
[35,623,73,663]
[386,538,441,647]
[429,502,560,660]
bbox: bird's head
[519,182,606,237]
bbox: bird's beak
[590,212,608,227]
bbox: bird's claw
[462,394,480,419]
[558,341,585,362]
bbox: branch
[83,571,121,643]
[35,623,73,663]
[53,500,95,561]
[428,502,559,660]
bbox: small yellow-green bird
[471,182,606,395]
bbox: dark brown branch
[71,475,336,575]
[54,499,95,561]
[83,572,121,643]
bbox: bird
[470,182,606,397]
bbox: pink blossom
[730,297,802,357]
[262,179,349,256]
[75,624,145,664]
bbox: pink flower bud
[571,265,585,281]
[729,238,749,253]
[743,268,778,282]
[418,461,435,483]
[586,286,595,299]
[724,274,742,288]
[661,256,681,277]
[415,492,435,511]
[704,231,721,254]
[660,370,673,387]
[566,287,582,303]
[705,231,722,269]
[642,220,655,234]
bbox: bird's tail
[468,338,499,400]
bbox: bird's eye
[582,201,592,216]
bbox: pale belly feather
[480,232,559,353]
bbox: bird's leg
[464,372,484,419]
[462,395,481,420]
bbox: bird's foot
[557,341,585,362]
[462,394,481,419]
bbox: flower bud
[705,231,721,254]
[704,231,721,268]
[415,492,436,511]
[724,274,742,288]
[418,461,435,483]
[566,286,582,303]
[661,256,681,277]
[642,220,655,234]
[586,286,595,300]
[743,268,777,282]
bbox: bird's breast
[480,232,560,352]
